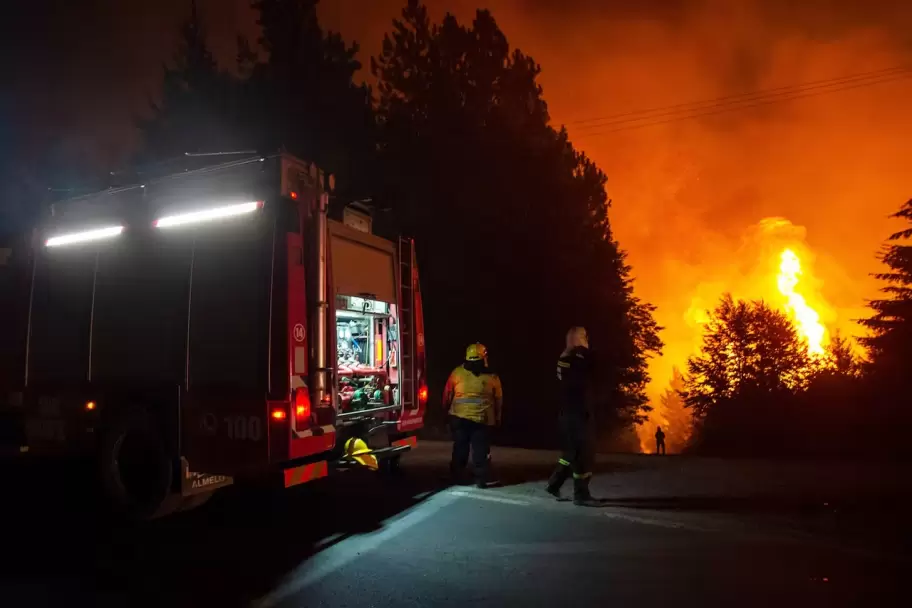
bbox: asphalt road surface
[2,442,909,607]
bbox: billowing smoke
[325,1,912,450]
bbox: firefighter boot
[545,464,571,499]
[474,455,493,489]
[573,475,601,507]
[449,462,469,485]
[474,468,488,489]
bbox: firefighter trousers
[547,412,594,498]
[449,415,491,484]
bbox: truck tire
[98,406,179,520]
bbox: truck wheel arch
[97,405,180,520]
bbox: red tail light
[418,385,428,405]
[295,388,312,425]
[271,407,288,421]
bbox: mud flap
[180,457,234,497]
[391,436,417,449]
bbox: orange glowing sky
[13,0,912,407]
[312,0,912,403]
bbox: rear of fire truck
[0,154,426,518]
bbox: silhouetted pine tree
[136,0,243,162]
[243,0,376,199]
[372,1,661,441]
[860,199,912,387]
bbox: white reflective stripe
[452,397,486,404]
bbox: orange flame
[776,248,827,356]
[638,219,846,452]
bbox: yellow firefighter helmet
[344,437,379,470]
[465,343,488,362]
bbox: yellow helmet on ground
[465,343,488,362]
[344,437,379,470]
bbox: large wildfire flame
[636,217,852,453]
[777,248,827,356]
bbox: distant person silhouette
[655,427,666,455]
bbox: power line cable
[572,67,911,133]
[566,64,910,127]
[566,65,911,133]
[572,69,912,138]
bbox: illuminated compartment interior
[335,296,399,412]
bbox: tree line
[129,0,662,446]
[14,0,906,458]
[674,202,912,458]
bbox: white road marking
[451,487,723,534]
[253,491,462,608]
[449,489,533,506]
[601,510,718,532]
[486,540,665,556]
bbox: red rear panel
[287,213,336,461]
[182,391,270,475]
[287,232,308,381]
[398,241,425,432]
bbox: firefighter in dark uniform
[546,327,600,506]
[444,343,504,488]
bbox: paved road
[2,442,909,607]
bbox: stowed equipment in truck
[0,153,427,518]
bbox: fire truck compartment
[336,296,398,414]
[328,220,396,305]
[328,220,406,420]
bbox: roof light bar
[153,201,263,228]
[45,225,124,248]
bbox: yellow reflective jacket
[444,365,504,426]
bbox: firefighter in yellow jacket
[444,343,503,488]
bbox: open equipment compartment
[327,218,405,425]
[336,296,398,413]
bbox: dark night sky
[0,0,436,164]
[3,0,911,166]
[1,0,261,165]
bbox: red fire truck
[0,154,427,518]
